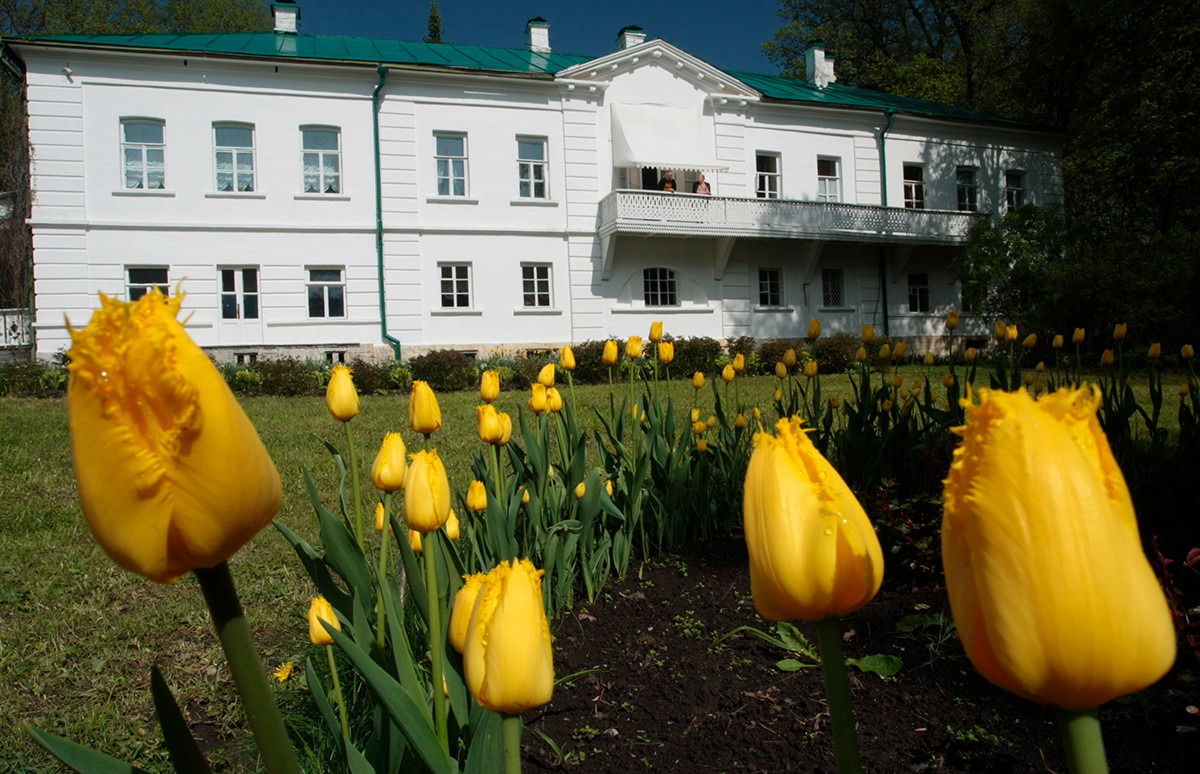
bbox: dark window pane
[243,269,257,293]
[243,295,259,319]
[308,286,325,317]
[327,286,345,317]
[310,269,341,283]
[215,126,253,147]
[221,295,238,319]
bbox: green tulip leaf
[776,658,815,672]
[26,725,149,774]
[275,519,352,614]
[464,710,504,774]
[346,736,377,774]
[303,659,343,741]
[149,665,213,774]
[847,654,903,678]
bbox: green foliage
[562,340,612,385]
[409,349,478,392]
[810,332,859,373]
[423,0,445,44]
[248,357,322,396]
[0,359,67,396]
[663,335,722,379]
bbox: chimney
[271,1,300,35]
[804,42,836,88]
[525,17,550,53]
[616,26,646,50]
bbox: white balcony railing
[1,308,31,349]
[598,190,978,244]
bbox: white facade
[10,22,1062,361]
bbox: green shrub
[409,349,477,392]
[389,365,412,390]
[0,361,67,397]
[757,338,802,371]
[810,332,860,374]
[566,340,614,384]
[250,357,321,396]
[347,359,394,394]
[231,368,264,394]
[515,351,556,388]
[668,336,722,378]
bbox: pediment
[556,39,760,103]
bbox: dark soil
[524,539,1199,773]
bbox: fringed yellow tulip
[697,439,708,452]
[463,559,554,713]
[658,341,675,364]
[625,336,643,359]
[66,290,282,584]
[1006,324,1019,342]
[409,381,442,434]
[404,450,451,532]
[743,417,884,621]
[693,371,705,389]
[480,370,500,403]
[804,360,818,378]
[308,597,340,645]
[537,363,556,388]
[326,364,360,422]
[371,433,407,491]
[445,509,460,541]
[942,388,1175,708]
[649,321,663,342]
[449,573,488,653]
[467,480,487,512]
[691,420,707,436]
[603,340,618,365]
[861,325,875,344]
[946,310,961,331]
[807,318,822,340]
[561,346,575,371]
[528,383,548,414]
[478,404,505,444]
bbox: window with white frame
[214,123,256,192]
[435,134,468,197]
[755,153,780,199]
[121,119,165,190]
[127,267,169,301]
[908,273,931,312]
[301,126,341,194]
[1005,171,1026,211]
[307,268,345,318]
[521,264,552,307]
[643,267,678,306]
[817,157,840,202]
[220,267,260,320]
[903,164,925,209]
[821,268,845,308]
[440,264,472,308]
[956,167,979,212]
[517,137,548,199]
[758,268,783,306]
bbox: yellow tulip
[692,420,707,436]
[561,345,576,371]
[449,573,488,653]
[477,405,504,444]
[537,363,556,388]
[464,559,555,713]
[1073,328,1086,344]
[1023,334,1037,349]
[1024,372,1035,386]
[408,528,423,554]
[878,344,891,360]
[965,347,978,363]
[657,341,675,365]
[371,433,408,491]
[409,381,442,435]
[1182,344,1194,360]
[807,318,822,340]
[892,375,904,389]
[374,501,387,532]
[775,361,788,379]
[697,439,708,453]
[783,348,797,367]
[893,341,908,359]
[743,417,884,621]
[693,371,706,389]
[1052,334,1064,350]
[603,340,618,365]
[404,450,451,532]
[735,413,746,429]
[861,324,875,344]
[574,481,586,499]
[480,370,500,403]
[855,347,867,363]
[706,415,718,429]
[521,487,530,504]
[445,509,460,541]
[626,336,643,359]
[881,398,894,411]
[942,388,1175,708]
[722,364,735,383]
[1006,324,1019,342]
[497,412,513,445]
[753,407,761,420]
[1149,343,1161,359]
[830,396,841,409]
[1036,361,1046,373]
[467,480,487,512]
[528,383,548,414]
[546,387,564,413]
[308,596,341,646]
[649,321,663,343]
[924,352,935,367]
[66,290,282,583]
[912,378,925,391]
[605,480,614,497]
[943,373,956,388]
[1101,349,1114,367]
[733,353,746,373]
[1113,323,1127,341]
[691,408,701,423]
[804,360,818,378]
[1180,383,1190,397]
[326,364,360,422]
[946,310,961,331]
[995,321,1009,341]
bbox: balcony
[597,190,979,279]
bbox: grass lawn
[0,366,1187,771]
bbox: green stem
[375,493,391,652]
[1055,707,1109,774]
[424,542,449,755]
[502,713,523,774]
[326,644,351,742]
[344,422,365,550]
[814,616,862,774]
[194,564,300,774]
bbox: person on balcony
[658,170,677,192]
[693,173,711,195]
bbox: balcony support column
[712,236,736,280]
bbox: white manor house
[6,1,1061,362]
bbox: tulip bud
[605,480,614,497]
[603,340,618,365]
[626,336,643,359]
[1023,334,1037,349]
[924,352,935,367]
[1024,372,1035,386]
[409,381,442,434]
[408,528,423,554]
[537,363,555,388]
[965,347,977,363]
[657,341,675,365]
[497,412,513,445]
[404,450,452,532]
[1034,380,1046,395]
[477,404,504,444]
[909,387,921,399]
[861,324,875,344]
[830,395,841,409]
[804,360,818,378]
[1148,343,1161,359]
[753,407,761,420]
[776,361,788,379]
[1006,324,1019,342]
[692,420,707,436]
[735,413,746,429]
[480,370,500,403]
[881,398,894,411]
[467,480,487,512]
[445,509,460,541]
[693,371,706,389]
[1101,349,1114,367]
[744,417,884,621]
[528,383,548,414]
[374,501,387,532]
[691,408,701,423]
[706,415,718,429]
[308,597,341,645]
[326,364,360,422]
[722,364,735,383]
[774,388,783,403]
[1073,328,1086,344]
[879,343,891,360]
[946,310,960,331]
[1036,361,1046,373]
[649,321,663,343]
[912,378,924,391]
[995,321,1009,341]
[1181,383,1191,397]
[807,318,822,340]
[892,375,904,389]
[1113,323,1127,341]
[942,388,1175,708]
[943,373,956,388]
[561,345,576,371]
[893,341,908,359]
[697,439,708,453]
[1052,334,1064,350]
[855,347,867,363]
[1182,344,1194,360]
[520,487,530,504]
[546,387,564,413]
[574,481,586,499]
[371,433,408,491]
[449,573,488,653]
[733,353,746,373]
[784,348,797,367]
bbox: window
[817,157,840,202]
[521,264,552,307]
[643,267,678,306]
[956,167,978,212]
[821,268,845,308]
[301,127,341,194]
[121,119,165,189]
[903,165,925,209]
[435,134,468,197]
[220,267,259,320]
[307,268,345,318]
[214,123,255,192]
[1005,171,1026,211]
[127,267,169,301]
[440,264,472,308]
[755,153,780,199]
[758,268,783,306]
[908,273,931,312]
[517,138,548,199]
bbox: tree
[424,1,444,44]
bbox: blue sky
[289,1,786,75]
